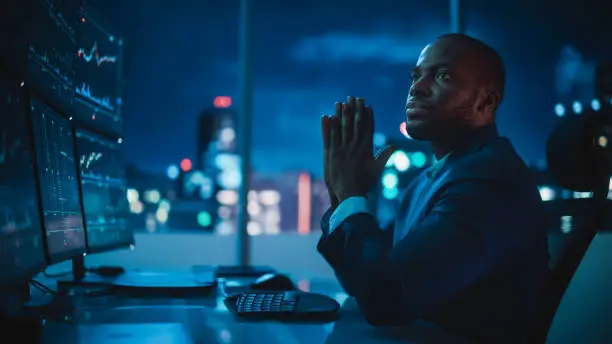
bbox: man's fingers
[375,145,398,171]
[342,97,355,145]
[354,100,365,143]
[353,98,366,143]
[335,102,342,117]
[322,115,331,150]
[330,116,341,153]
[366,105,375,137]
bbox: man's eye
[436,72,450,81]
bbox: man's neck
[430,122,495,159]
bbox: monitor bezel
[27,95,87,265]
[0,68,48,287]
[72,124,133,254]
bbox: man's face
[405,38,482,141]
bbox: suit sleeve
[318,179,532,326]
[318,204,393,296]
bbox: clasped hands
[322,96,396,209]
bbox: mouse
[250,273,295,291]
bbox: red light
[214,96,232,108]
[180,158,192,172]
[400,122,411,139]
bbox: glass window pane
[90,1,240,236]
[252,0,451,234]
[463,0,612,165]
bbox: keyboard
[232,291,340,321]
[236,292,298,314]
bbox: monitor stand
[1,281,44,342]
[56,256,216,297]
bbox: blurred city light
[217,169,241,189]
[197,211,212,227]
[390,150,410,172]
[411,152,427,168]
[247,221,262,236]
[215,153,240,170]
[218,206,231,219]
[247,201,261,215]
[591,98,601,111]
[199,181,214,199]
[381,170,399,189]
[130,200,144,214]
[554,103,565,117]
[166,165,180,180]
[572,101,583,114]
[144,189,161,203]
[155,208,169,223]
[561,215,573,234]
[217,190,239,205]
[220,127,236,144]
[373,132,386,146]
[127,188,139,203]
[158,199,171,211]
[259,190,281,205]
[297,173,312,234]
[573,191,593,199]
[538,186,555,201]
[180,158,192,172]
[213,96,232,108]
[598,135,608,148]
[399,122,411,139]
[382,187,399,199]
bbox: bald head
[405,34,505,144]
[436,33,506,108]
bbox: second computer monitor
[75,128,132,252]
[29,97,86,263]
[0,70,46,289]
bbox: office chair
[532,113,611,343]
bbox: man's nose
[409,78,432,98]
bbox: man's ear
[477,87,501,114]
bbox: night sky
[90,0,611,178]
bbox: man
[318,34,550,342]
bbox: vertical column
[449,0,462,33]
[236,0,253,265]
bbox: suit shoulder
[449,137,538,189]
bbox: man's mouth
[406,106,430,119]
[405,101,431,117]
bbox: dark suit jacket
[317,124,551,343]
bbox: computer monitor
[74,127,132,252]
[0,0,81,114]
[73,6,123,136]
[0,71,46,290]
[26,0,82,113]
[29,96,86,263]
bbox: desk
[36,278,471,344]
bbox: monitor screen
[73,8,122,136]
[0,73,46,287]
[30,97,86,262]
[25,0,80,112]
[75,128,131,252]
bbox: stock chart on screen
[73,8,123,135]
[30,97,86,261]
[25,0,82,112]
[0,72,46,283]
[75,129,131,251]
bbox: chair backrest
[532,111,611,343]
[533,199,607,343]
